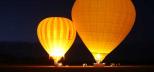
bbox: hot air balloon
[37,17,76,65]
[72,0,136,64]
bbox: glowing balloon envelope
[72,0,136,63]
[37,17,76,64]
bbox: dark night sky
[0,0,154,65]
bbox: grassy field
[0,65,154,72]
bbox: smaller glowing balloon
[37,17,76,65]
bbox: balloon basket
[93,63,106,67]
[55,62,63,66]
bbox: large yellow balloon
[72,0,136,63]
[37,17,76,64]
